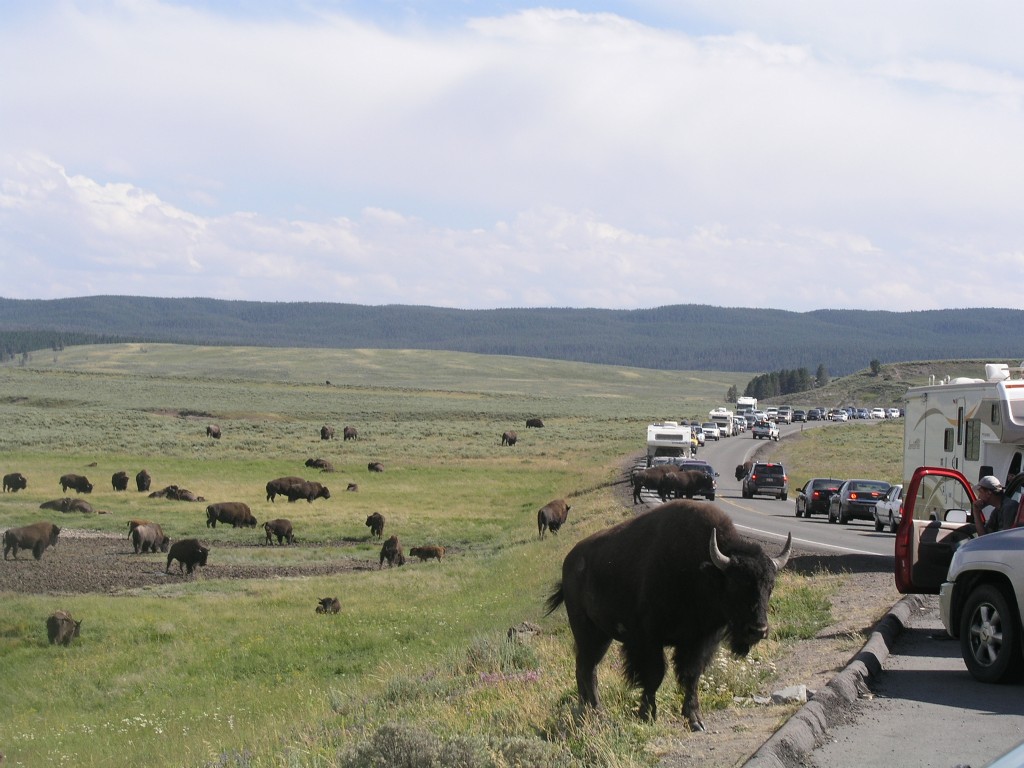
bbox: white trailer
[646,421,693,465]
[736,396,757,417]
[709,408,735,437]
[903,362,1024,488]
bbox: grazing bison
[316,597,341,614]
[501,431,518,446]
[379,535,405,568]
[631,465,678,504]
[126,519,152,535]
[3,521,61,560]
[3,472,27,492]
[166,539,209,575]
[343,426,358,441]
[367,461,384,473]
[264,518,295,545]
[46,610,82,646]
[136,469,152,492]
[206,424,221,439]
[320,425,335,440]
[206,502,257,528]
[656,469,716,502]
[734,461,753,482]
[111,471,130,491]
[131,523,170,554]
[346,483,359,492]
[545,502,792,729]
[266,476,304,502]
[286,481,330,503]
[304,458,335,472]
[365,512,385,539]
[526,418,545,428]
[409,545,445,562]
[59,474,93,494]
[537,499,571,539]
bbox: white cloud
[0,1,1022,310]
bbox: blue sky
[1,1,1022,310]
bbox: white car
[870,407,886,419]
[832,411,849,422]
[700,422,721,441]
[873,483,903,532]
[886,408,901,418]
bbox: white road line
[732,524,888,557]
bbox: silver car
[873,484,903,533]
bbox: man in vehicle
[971,475,1018,535]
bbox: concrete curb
[742,593,928,768]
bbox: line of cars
[794,476,903,531]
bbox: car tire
[795,505,803,517]
[838,507,849,524]
[707,493,715,501]
[889,512,898,534]
[959,584,1024,684]
[874,517,884,532]
[827,507,835,523]
[780,492,787,501]
[742,488,751,499]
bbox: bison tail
[544,584,565,616]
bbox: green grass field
[0,345,899,767]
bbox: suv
[742,462,789,500]
[752,420,779,441]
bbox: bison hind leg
[621,642,666,721]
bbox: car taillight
[850,492,859,499]
[811,491,820,500]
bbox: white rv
[646,421,693,465]
[903,362,1024,488]
[736,396,757,418]
[709,408,735,437]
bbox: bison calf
[537,499,571,539]
[46,610,82,646]
[264,518,295,545]
[379,535,405,568]
[316,597,341,614]
[4,522,61,560]
[166,539,209,576]
[365,512,385,539]
[409,545,445,562]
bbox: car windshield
[757,465,784,476]
[811,480,839,490]
[849,481,889,493]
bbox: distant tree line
[0,331,124,363]
[742,365,830,400]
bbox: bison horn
[709,528,731,571]
[772,532,793,571]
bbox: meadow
[0,345,892,767]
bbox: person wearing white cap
[971,475,1017,536]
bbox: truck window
[943,428,954,453]
[965,419,981,462]
[912,473,972,522]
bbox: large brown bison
[316,597,341,614]
[131,523,170,554]
[631,465,679,504]
[537,499,571,539]
[501,430,518,446]
[304,458,334,472]
[409,545,445,562]
[166,539,209,575]
[111,471,130,491]
[343,426,358,441]
[136,469,152,492]
[287,481,330,503]
[206,502,257,528]
[264,518,295,545]
[735,461,753,482]
[656,469,716,502]
[40,497,94,514]
[59,473,93,494]
[545,502,791,729]
[3,472,27,492]
[3,521,61,560]
[47,610,82,646]
[266,476,304,502]
[206,424,221,439]
[379,535,405,568]
[365,512,385,539]
[526,418,545,428]
[367,461,384,473]
[320,425,335,441]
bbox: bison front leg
[671,633,722,732]
[623,642,666,721]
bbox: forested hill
[1,296,1022,375]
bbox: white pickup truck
[752,420,780,441]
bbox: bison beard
[545,501,791,730]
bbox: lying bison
[343,426,358,441]
[379,535,405,568]
[131,523,170,554]
[149,485,205,502]
[526,418,545,428]
[501,431,518,446]
[206,502,257,528]
[365,512,385,539]
[264,518,295,545]
[3,472,27,492]
[657,469,716,502]
[545,501,791,729]
[537,499,571,539]
[367,461,384,473]
[320,425,335,441]
[47,610,82,646]
[111,471,129,491]
[206,424,221,439]
[304,458,334,472]
[59,473,93,494]
[409,545,445,562]
[136,469,152,492]
[166,539,209,576]
[316,597,340,614]
[3,521,61,560]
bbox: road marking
[732,524,888,557]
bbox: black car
[741,462,788,500]
[794,478,843,517]
[828,479,892,524]
[792,409,807,423]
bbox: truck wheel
[960,584,1024,684]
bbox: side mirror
[945,509,969,524]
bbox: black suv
[742,462,789,500]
